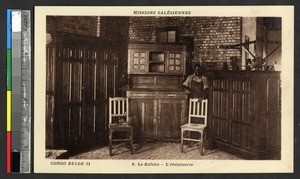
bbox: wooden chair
[108,97,134,156]
[180,98,208,155]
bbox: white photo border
[34,6,294,173]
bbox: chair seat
[108,97,134,156]
[181,123,206,131]
[109,123,134,156]
[181,98,208,156]
[109,123,133,131]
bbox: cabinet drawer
[127,91,187,99]
[127,91,155,98]
[130,75,184,90]
[157,92,187,99]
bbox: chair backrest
[109,97,128,125]
[188,98,208,126]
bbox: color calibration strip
[7,9,12,174]
[7,9,32,173]
[12,10,22,173]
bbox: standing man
[183,64,209,100]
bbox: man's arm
[203,76,209,99]
[183,75,193,88]
[202,76,209,89]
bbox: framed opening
[157,27,179,43]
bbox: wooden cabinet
[127,43,188,140]
[208,71,281,159]
[127,91,187,139]
[128,43,186,75]
[46,32,119,149]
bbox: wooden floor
[65,141,243,160]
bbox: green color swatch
[7,50,12,90]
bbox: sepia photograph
[34,6,293,173]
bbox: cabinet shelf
[149,63,165,73]
[149,51,165,62]
[128,43,186,75]
[149,61,165,64]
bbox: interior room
[45,16,281,160]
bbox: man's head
[194,64,203,76]
[230,56,239,65]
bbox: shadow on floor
[62,141,244,160]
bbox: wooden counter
[127,90,188,140]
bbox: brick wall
[100,17,130,96]
[47,16,99,37]
[129,17,242,70]
[46,16,243,71]
[46,16,129,96]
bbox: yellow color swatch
[7,91,11,131]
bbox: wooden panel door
[59,47,85,148]
[82,49,98,144]
[46,45,56,148]
[83,50,118,144]
[211,78,253,150]
[58,48,119,148]
[128,98,156,140]
[158,97,186,139]
[56,49,118,149]
[231,80,253,150]
[265,77,281,150]
[255,75,281,153]
[211,79,230,143]
[96,51,118,137]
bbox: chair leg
[200,145,204,156]
[130,129,134,155]
[180,129,184,153]
[188,131,192,148]
[109,130,113,156]
[199,131,204,156]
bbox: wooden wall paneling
[46,45,56,148]
[231,79,252,150]
[209,71,281,159]
[83,49,97,143]
[46,32,120,149]
[96,51,107,135]
[211,78,230,143]
[265,76,281,151]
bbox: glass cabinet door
[129,51,148,73]
[167,52,183,74]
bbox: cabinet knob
[167,94,176,97]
